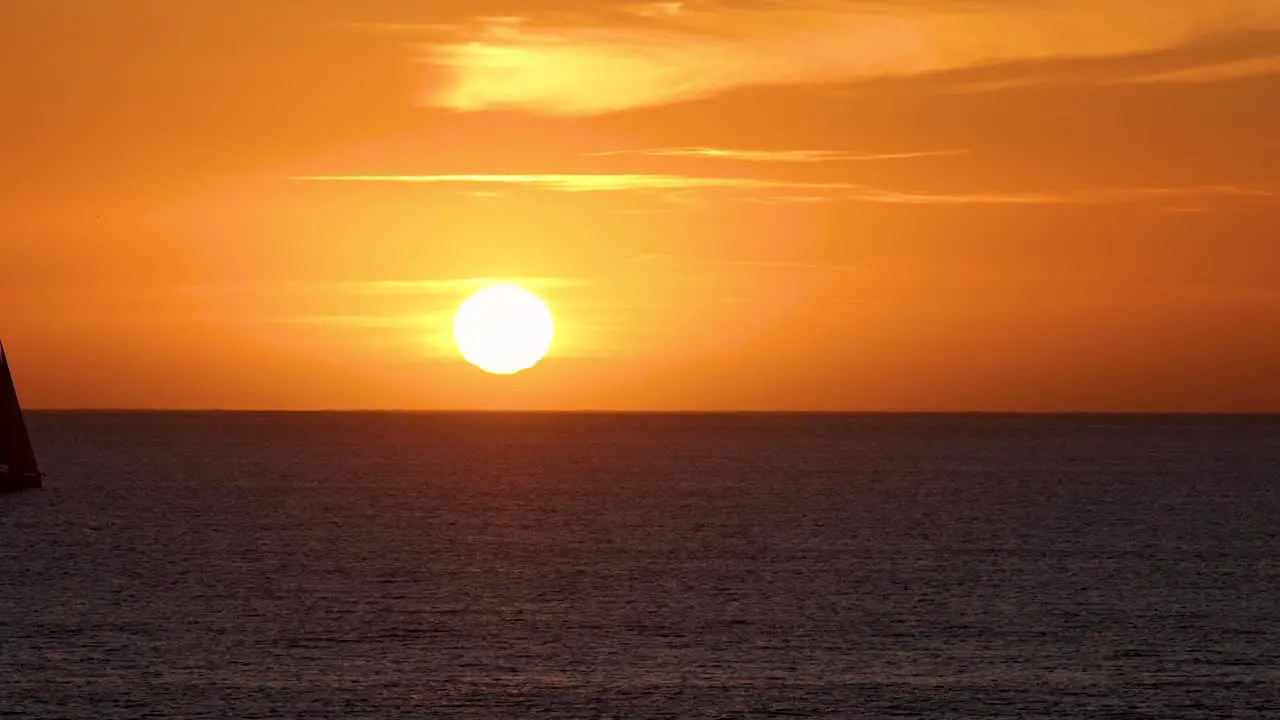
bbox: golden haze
[3,1,1280,411]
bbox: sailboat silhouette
[1,340,43,493]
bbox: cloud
[625,252,861,271]
[295,172,1050,203]
[295,173,853,192]
[843,185,1280,205]
[1117,53,1280,83]
[621,2,688,20]
[178,277,587,297]
[334,277,588,294]
[1084,185,1280,202]
[269,314,445,328]
[413,0,1280,114]
[728,259,863,271]
[942,47,1280,92]
[587,147,969,162]
[295,173,1279,206]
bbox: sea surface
[2,412,1277,718]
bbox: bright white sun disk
[453,284,554,374]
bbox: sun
[453,284,554,375]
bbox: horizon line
[24,408,1280,417]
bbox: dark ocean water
[2,412,1277,718]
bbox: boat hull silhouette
[0,469,42,493]
[0,340,42,494]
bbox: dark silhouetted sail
[0,340,42,492]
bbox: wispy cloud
[622,253,864,279]
[728,259,863,271]
[295,172,1047,203]
[1085,185,1280,202]
[944,51,1280,92]
[1117,53,1280,84]
[621,2,688,20]
[587,147,969,162]
[743,194,842,205]
[268,314,446,328]
[334,277,588,294]
[178,277,587,297]
[295,173,1279,206]
[843,184,1280,205]
[295,173,853,192]
[412,0,1280,114]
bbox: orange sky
[4,0,1280,411]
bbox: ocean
[2,412,1277,718]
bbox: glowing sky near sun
[4,0,1280,410]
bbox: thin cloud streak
[296,174,853,192]
[338,278,588,294]
[177,277,587,297]
[729,260,863,271]
[588,147,970,162]
[1117,54,1280,84]
[414,0,1280,114]
[268,314,446,329]
[295,174,1279,206]
[624,253,864,275]
[622,2,688,20]
[842,185,1280,205]
[1085,185,1280,201]
[945,53,1280,92]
